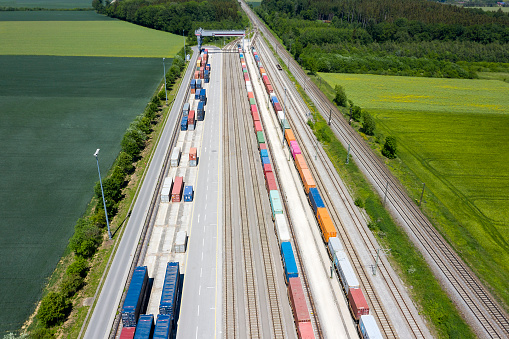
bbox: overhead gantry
[195,27,246,51]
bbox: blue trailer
[183,185,193,202]
[195,88,201,100]
[308,187,325,216]
[200,88,206,104]
[121,266,148,327]
[134,314,154,339]
[280,241,298,282]
[159,262,180,325]
[269,190,283,218]
[153,314,171,339]
[261,156,270,165]
[197,101,205,121]
[181,116,188,131]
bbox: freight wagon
[281,119,290,131]
[256,131,265,144]
[285,129,296,145]
[308,187,325,216]
[121,266,149,327]
[281,241,298,282]
[171,176,183,202]
[300,168,316,194]
[298,322,315,339]
[254,120,263,133]
[288,277,311,323]
[348,288,369,321]
[290,140,301,159]
[189,147,197,167]
[252,110,260,122]
[260,149,269,160]
[153,314,171,339]
[265,171,277,191]
[327,237,344,260]
[274,213,291,244]
[334,250,360,294]
[159,262,180,326]
[269,190,283,218]
[294,153,308,179]
[259,143,267,150]
[261,156,270,165]
[134,314,154,339]
[263,163,272,175]
[359,315,383,339]
[316,208,336,242]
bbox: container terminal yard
[80,3,509,339]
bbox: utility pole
[183,30,186,61]
[94,149,112,239]
[419,183,426,206]
[383,181,389,206]
[373,248,391,275]
[346,144,351,164]
[328,108,332,126]
[163,58,168,104]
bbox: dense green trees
[37,292,70,327]
[382,136,397,158]
[333,85,348,107]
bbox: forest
[255,0,509,78]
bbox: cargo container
[153,314,171,339]
[197,59,201,67]
[298,322,315,339]
[254,120,262,132]
[281,118,290,130]
[171,176,183,202]
[290,140,302,159]
[274,102,282,112]
[134,314,154,339]
[183,185,193,202]
[308,187,325,215]
[263,163,272,175]
[262,75,269,84]
[316,207,336,242]
[348,288,369,321]
[249,97,256,106]
[180,117,188,131]
[265,171,277,191]
[197,101,205,121]
[301,168,316,194]
[270,95,279,104]
[259,143,267,150]
[269,190,283,218]
[122,266,148,327]
[159,262,180,321]
[170,146,181,167]
[274,213,291,244]
[334,250,360,293]
[252,110,260,122]
[281,242,298,282]
[288,277,311,323]
[200,88,206,104]
[190,79,196,90]
[261,156,270,165]
[189,147,197,167]
[196,79,202,89]
[285,129,296,145]
[260,149,269,159]
[294,153,308,179]
[161,186,171,203]
[266,84,273,93]
[256,131,265,144]
[248,92,254,99]
[174,231,187,253]
[183,102,190,116]
[259,67,265,74]
[277,110,285,122]
[194,71,199,79]
[120,327,136,339]
[246,83,253,93]
[359,315,383,339]
[250,104,258,115]
[244,73,249,81]
[328,237,344,260]
[195,88,201,100]
[188,110,195,130]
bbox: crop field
[0,0,91,8]
[320,72,509,307]
[0,12,183,57]
[471,6,509,12]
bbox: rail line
[241,1,509,337]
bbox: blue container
[183,185,193,202]
[197,102,205,121]
[200,88,206,102]
[260,149,269,159]
[134,314,154,339]
[195,89,201,100]
[271,96,279,105]
[308,187,325,216]
[196,79,202,89]
[190,79,196,89]
[153,314,171,339]
[159,262,180,323]
[280,242,298,282]
[255,55,260,62]
[239,53,244,58]
[204,70,210,78]
[121,266,148,327]
[261,156,270,165]
[181,117,188,131]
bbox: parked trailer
[265,171,277,191]
[316,207,336,242]
[359,315,383,339]
[348,288,369,321]
[171,176,183,202]
[170,147,181,167]
[188,110,195,131]
[288,277,311,323]
[119,327,136,339]
[281,241,298,282]
[274,213,291,244]
[301,168,316,194]
[298,322,315,339]
[182,102,190,116]
[121,266,148,327]
[308,187,325,215]
[327,237,344,260]
[335,250,360,294]
[183,185,193,202]
[180,116,188,131]
[197,101,205,121]
[153,314,171,339]
[189,147,197,167]
[134,314,154,339]
[269,190,283,218]
[174,231,187,254]
[159,262,180,323]
[285,129,296,145]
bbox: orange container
[259,67,266,74]
[194,71,199,79]
[316,208,336,243]
[248,92,254,99]
[285,129,296,146]
[295,153,308,178]
[189,147,197,161]
[301,168,316,194]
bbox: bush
[66,257,89,278]
[354,197,364,208]
[351,106,362,122]
[28,328,55,339]
[69,218,102,258]
[116,151,134,175]
[362,112,376,135]
[61,273,85,298]
[333,84,348,107]
[382,136,397,158]
[37,292,70,327]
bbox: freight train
[248,46,383,339]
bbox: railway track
[223,40,285,338]
[241,1,509,337]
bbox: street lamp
[94,149,112,239]
[183,30,186,61]
[282,87,287,148]
[163,58,168,105]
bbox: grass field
[0,12,183,57]
[0,0,91,8]
[320,72,509,309]
[470,6,509,12]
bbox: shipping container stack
[159,262,180,327]
[121,266,149,328]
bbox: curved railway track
[241,1,509,337]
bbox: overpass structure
[195,27,245,50]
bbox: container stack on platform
[134,314,154,339]
[153,314,171,339]
[159,262,180,326]
[121,266,149,327]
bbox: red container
[250,104,258,114]
[262,75,269,84]
[194,71,199,79]
[254,120,262,132]
[244,73,249,81]
[259,143,267,150]
[188,110,195,126]
[265,171,277,191]
[274,102,282,112]
[252,111,260,122]
[288,277,311,323]
[298,322,315,339]
[248,92,254,99]
[119,327,136,339]
[191,88,195,94]
[200,66,204,72]
[347,288,369,320]
[171,176,183,202]
[266,84,273,93]
[263,163,272,175]
[189,147,197,161]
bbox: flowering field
[321,72,509,308]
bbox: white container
[163,177,173,188]
[328,237,343,259]
[359,315,383,339]
[274,214,291,244]
[277,110,285,122]
[174,231,187,253]
[170,147,181,167]
[335,250,360,293]
[183,102,190,116]
[161,187,171,203]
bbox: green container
[243,68,248,73]
[256,131,265,144]
[281,119,290,130]
[249,98,256,105]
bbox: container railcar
[269,190,283,218]
[274,214,291,244]
[316,207,336,242]
[288,277,311,323]
[358,315,383,339]
[281,241,298,282]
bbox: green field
[320,72,509,308]
[0,12,183,57]
[0,0,91,8]
[470,6,509,12]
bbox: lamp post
[163,58,168,105]
[282,87,287,148]
[183,30,186,61]
[94,149,112,239]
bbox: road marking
[202,238,205,246]
[199,285,201,295]
[200,267,203,277]
[201,251,204,261]
[204,214,207,221]
[198,214,200,222]
[196,327,198,339]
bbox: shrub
[354,197,364,208]
[333,84,348,107]
[66,257,89,278]
[352,106,362,122]
[90,208,106,228]
[69,218,102,258]
[37,292,70,327]
[116,151,134,175]
[362,112,376,135]
[61,273,85,298]
[382,136,397,159]
[28,328,55,339]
